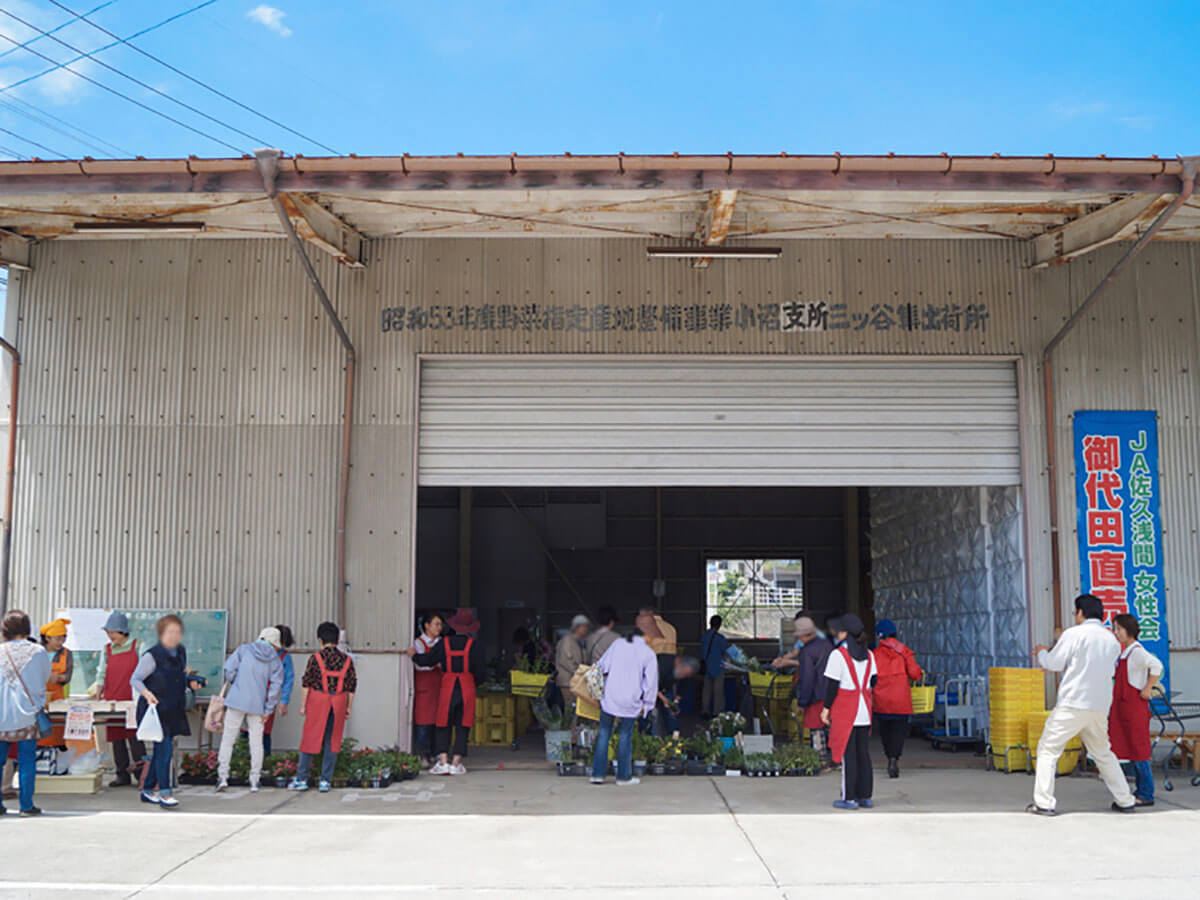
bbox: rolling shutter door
[418,358,1020,487]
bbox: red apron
[1108,654,1151,761]
[300,652,350,755]
[435,638,476,728]
[412,636,443,726]
[803,702,826,730]
[103,640,139,742]
[828,647,873,765]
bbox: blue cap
[104,610,130,633]
[876,618,897,638]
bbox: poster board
[57,608,228,699]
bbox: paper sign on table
[125,704,139,730]
[64,704,94,741]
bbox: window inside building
[706,557,804,639]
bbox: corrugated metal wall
[7,237,1198,657]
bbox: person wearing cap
[216,627,285,792]
[820,614,877,810]
[407,609,486,776]
[772,613,834,764]
[555,614,591,716]
[37,618,73,750]
[872,618,924,779]
[87,611,146,787]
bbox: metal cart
[1150,691,1200,791]
[925,675,987,751]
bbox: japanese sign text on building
[1073,410,1169,688]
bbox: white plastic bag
[67,749,100,775]
[136,704,164,743]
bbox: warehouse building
[0,151,1197,748]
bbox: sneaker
[858,798,874,808]
[287,778,308,791]
[430,761,452,776]
[215,780,228,793]
[833,799,859,810]
[249,782,259,793]
[589,776,605,785]
[450,764,467,776]
[140,791,161,805]
[1025,803,1056,817]
[19,806,42,817]
[158,796,179,809]
[1111,802,1135,814]
[318,780,331,793]
[1134,797,1155,807]
[615,777,641,786]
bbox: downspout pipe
[0,337,18,616]
[1042,156,1198,632]
[254,148,357,628]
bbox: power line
[0,126,68,159]
[47,0,342,155]
[0,6,258,153]
[0,18,244,155]
[0,143,29,160]
[0,96,131,157]
[0,1,215,94]
[0,0,117,62]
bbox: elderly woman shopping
[0,610,51,816]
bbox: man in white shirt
[1028,593,1136,815]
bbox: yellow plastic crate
[476,694,516,721]
[469,718,516,747]
[509,670,551,698]
[991,746,1030,772]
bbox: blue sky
[0,0,1195,160]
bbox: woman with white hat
[216,627,285,793]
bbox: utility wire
[0,0,117,61]
[0,96,131,157]
[0,126,68,159]
[47,0,342,156]
[0,143,29,160]
[0,6,257,152]
[0,1,214,93]
[0,20,244,155]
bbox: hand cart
[748,670,793,736]
[1150,690,1200,792]
[925,675,987,752]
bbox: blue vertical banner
[1073,410,1169,690]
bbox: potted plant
[267,753,298,788]
[396,752,421,781]
[658,736,686,775]
[180,750,219,785]
[709,712,746,753]
[684,733,715,774]
[723,745,744,776]
[632,730,658,777]
[228,741,251,786]
[706,748,726,777]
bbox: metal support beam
[1031,194,1170,267]
[254,147,357,630]
[1041,155,1199,632]
[0,230,31,271]
[691,189,738,269]
[278,192,365,268]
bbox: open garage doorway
[413,356,1031,760]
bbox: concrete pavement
[1,767,1196,899]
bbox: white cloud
[1049,100,1109,121]
[247,5,292,38]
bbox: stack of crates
[469,693,517,747]
[1027,710,1082,775]
[989,667,1045,771]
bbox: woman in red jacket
[873,619,923,779]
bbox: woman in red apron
[290,621,356,792]
[408,608,483,776]
[1108,614,1162,806]
[820,614,876,810]
[410,612,444,764]
[88,612,144,787]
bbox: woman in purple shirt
[590,629,658,786]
